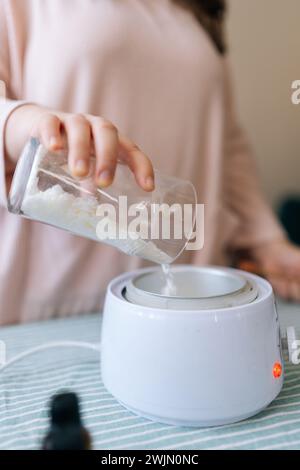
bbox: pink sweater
[0,0,283,324]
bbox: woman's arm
[4,104,155,191]
[0,3,154,207]
[222,59,285,249]
[223,59,300,301]
[0,1,27,206]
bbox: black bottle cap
[50,392,81,426]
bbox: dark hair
[172,0,227,54]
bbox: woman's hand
[251,238,300,301]
[5,104,154,191]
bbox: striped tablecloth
[0,302,300,451]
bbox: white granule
[21,146,173,264]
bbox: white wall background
[227,0,300,207]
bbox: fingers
[269,277,289,300]
[269,276,300,302]
[34,113,64,151]
[32,112,155,191]
[64,115,91,177]
[89,118,119,188]
[119,134,154,191]
[290,282,300,302]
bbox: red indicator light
[273,362,282,379]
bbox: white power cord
[0,341,101,372]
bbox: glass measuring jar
[8,138,197,264]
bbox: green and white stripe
[1,310,300,450]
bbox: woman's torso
[0,0,233,323]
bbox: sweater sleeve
[0,100,31,207]
[0,1,30,207]
[222,59,286,251]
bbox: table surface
[0,301,300,450]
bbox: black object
[201,0,226,18]
[42,392,92,450]
[279,196,300,246]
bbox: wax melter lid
[124,266,258,310]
